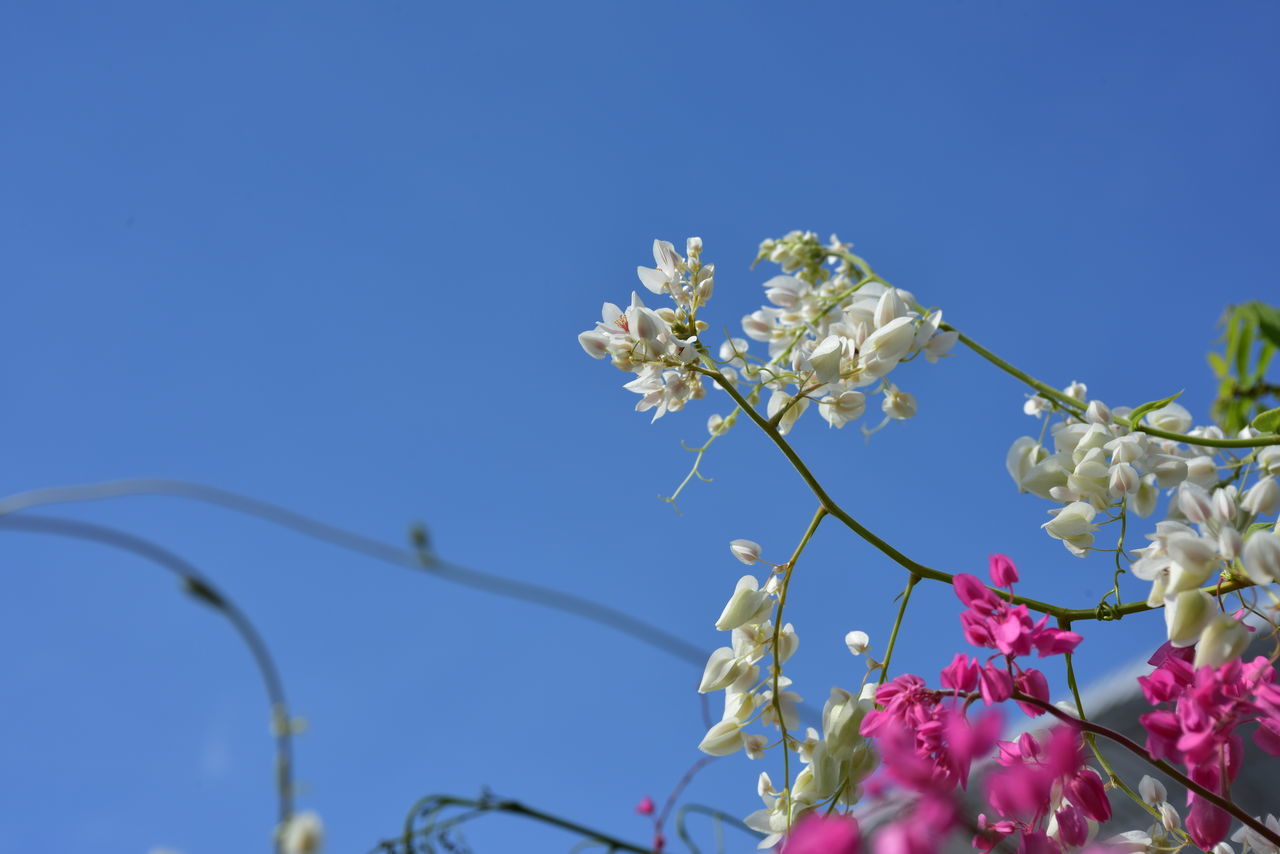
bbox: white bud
[1242,477,1280,517]
[707,413,725,435]
[1146,403,1193,433]
[1042,502,1098,556]
[743,733,768,760]
[776,623,799,664]
[1138,775,1167,806]
[1158,801,1182,832]
[1135,475,1159,517]
[1109,463,1139,496]
[1218,525,1243,561]
[1194,613,1250,668]
[1213,488,1237,522]
[698,719,745,756]
[1210,844,1234,854]
[1177,483,1214,524]
[715,576,771,631]
[1186,455,1217,487]
[845,630,870,655]
[1241,532,1280,585]
[873,288,909,328]
[686,236,702,257]
[1165,589,1214,647]
[1085,400,1112,424]
[1151,455,1189,488]
[1065,381,1088,402]
[1007,437,1049,492]
[729,539,762,565]
[699,647,746,693]
[808,335,845,384]
[279,812,324,854]
[881,386,917,420]
[1259,446,1280,477]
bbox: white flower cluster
[579,233,957,434]
[698,540,879,849]
[578,238,712,420]
[1007,385,1280,652]
[730,231,957,433]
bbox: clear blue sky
[2,2,1278,852]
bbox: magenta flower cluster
[1138,645,1280,848]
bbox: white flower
[1194,613,1250,668]
[698,719,745,755]
[819,390,866,428]
[729,539,762,565]
[1007,437,1048,491]
[715,575,772,631]
[808,335,846,384]
[1024,395,1051,418]
[1064,381,1088,402]
[1146,403,1192,433]
[279,811,324,854]
[699,647,747,693]
[636,239,684,294]
[1232,813,1280,854]
[1242,532,1280,585]
[1134,475,1159,517]
[1165,589,1213,647]
[881,385,917,420]
[844,630,870,655]
[1042,502,1098,556]
[1138,775,1167,806]
[1242,477,1280,517]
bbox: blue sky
[2,2,1278,852]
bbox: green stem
[694,363,1261,624]
[1058,618,1167,829]
[771,506,827,833]
[945,328,1087,415]
[1135,423,1280,448]
[878,574,920,686]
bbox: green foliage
[1209,302,1280,434]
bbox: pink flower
[779,813,861,854]
[634,795,655,816]
[989,554,1019,587]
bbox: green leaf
[1254,303,1280,350]
[1252,407,1280,434]
[1207,351,1228,378]
[1128,390,1185,429]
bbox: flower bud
[699,647,746,693]
[1165,535,1220,591]
[1177,483,1213,524]
[845,630,870,655]
[729,539,762,565]
[1146,403,1192,433]
[1138,775,1167,806]
[1042,502,1097,556]
[989,554,1019,587]
[743,733,768,759]
[1109,462,1139,496]
[874,288,909,328]
[1165,590,1214,647]
[1241,532,1280,585]
[881,386,917,420]
[715,575,771,631]
[698,719,745,755]
[1151,455,1189,488]
[1134,475,1159,517]
[280,812,324,854]
[776,622,799,664]
[1194,613,1250,668]
[1186,455,1217,487]
[1218,525,1242,561]
[1158,801,1182,832]
[1006,437,1048,491]
[1242,477,1280,517]
[1259,446,1280,477]
[1064,381,1088,402]
[1212,487,1236,522]
[1086,400,1112,424]
[808,335,845,384]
